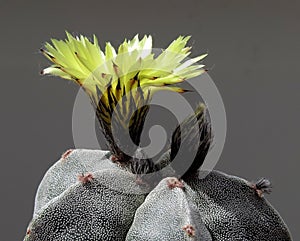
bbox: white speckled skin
[26,168,147,241]
[186,171,292,241]
[24,149,292,241]
[34,149,114,215]
[126,178,212,241]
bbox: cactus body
[26,164,147,240]
[34,149,113,215]
[186,171,292,241]
[126,177,212,241]
[24,149,292,241]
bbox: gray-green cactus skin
[126,178,213,241]
[24,149,292,241]
[186,171,292,241]
[33,149,113,215]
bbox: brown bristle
[167,177,184,189]
[78,173,94,184]
[61,149,73,160]
[182,224,195,237]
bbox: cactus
[25,149,291,240]
[25,153,148,241]
[24,33,292,240]
[126,177,213,241]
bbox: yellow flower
[41,32,207,162]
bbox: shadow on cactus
[24,32,292,241]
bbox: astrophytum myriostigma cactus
[24,33,292,240]
[25,149,291,241]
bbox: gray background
[0,0,299,240]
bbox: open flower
[41,32,207,163]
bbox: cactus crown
[41,32,209,174]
